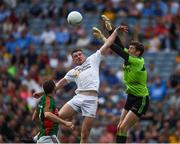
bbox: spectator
[0,2,10,22]
[147,61,159,82]
[8,9,18,24]
[149,76,167,101]
[40,25,56,45]
[11,47,25,70]
[46,0,58,18]
[16,29,31,50]
[98,127,114,143]
[49,51,59,69]
[5,35,18,54]
[141,1,153,17]
[25,44,38,68]
[168,87,180,107]
[115,0,129,17]
[154,19,169,51]
[29,0,43,17]
[22,74,41,92]
[3,0,17,8]
[2,17,13,33]
[169,66,180,88]
[82,0,97,13]
[169,16,178,50]
[106,68,119,88]
[101,1,116,21]
[55,26,70,44]
[76,31,90,48]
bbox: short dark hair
[71,48,83,56]
[43,80,55,94]
[129,41,144,57]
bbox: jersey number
[38,105,43,120]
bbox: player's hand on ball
[65,121,75,130]
[116,25,128,33]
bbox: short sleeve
[64,69,78,83]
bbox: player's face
[72,51,86,65]
[128,45,140,57]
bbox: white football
[67,11,83,26]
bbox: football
[67,11,83,26]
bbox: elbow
[44,112,51,118]
[100,49,106,55]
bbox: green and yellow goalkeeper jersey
[123,49,149,97]
[37,94,59,138]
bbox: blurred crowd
[0,0,180,143]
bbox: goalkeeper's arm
[93,26,128,59]
[108,30,125,50]
[111,43,129,61]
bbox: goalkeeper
[92,15,149,143]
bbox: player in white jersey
[33,47,108,143]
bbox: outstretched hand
[116,25,128,33]
[92,27,102,39]
[33,92,43,98]
[92,27,106,42]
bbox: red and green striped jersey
[37,94,59,137]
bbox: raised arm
[92,26,128,60]
[33,78,68,98]
[55,77,68,91]
[101,15,125,49]
[108,30,125,49]
[32,109,37,121]
[99,29,119,55]
[111,43,129,61]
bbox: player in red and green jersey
[92,15,149,143]
[33,80,74,143]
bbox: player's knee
[58,111,62,117]
[118,124,128,133]
[58,113,66,120]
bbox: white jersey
[64,50,102,94]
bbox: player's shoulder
[136,57,144,63]
[38,95,45,104]
[128,55,144,64]
[74,65,81,70]
[139,57,145,62]
[66,68,76,75]
[130,55,144,60]
[88,50,101,58]
[67,67,80,76]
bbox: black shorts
[124,94,149,118]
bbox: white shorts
[67,94,98,117]
[37,135,60,143]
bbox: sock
[116,131,127,143]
